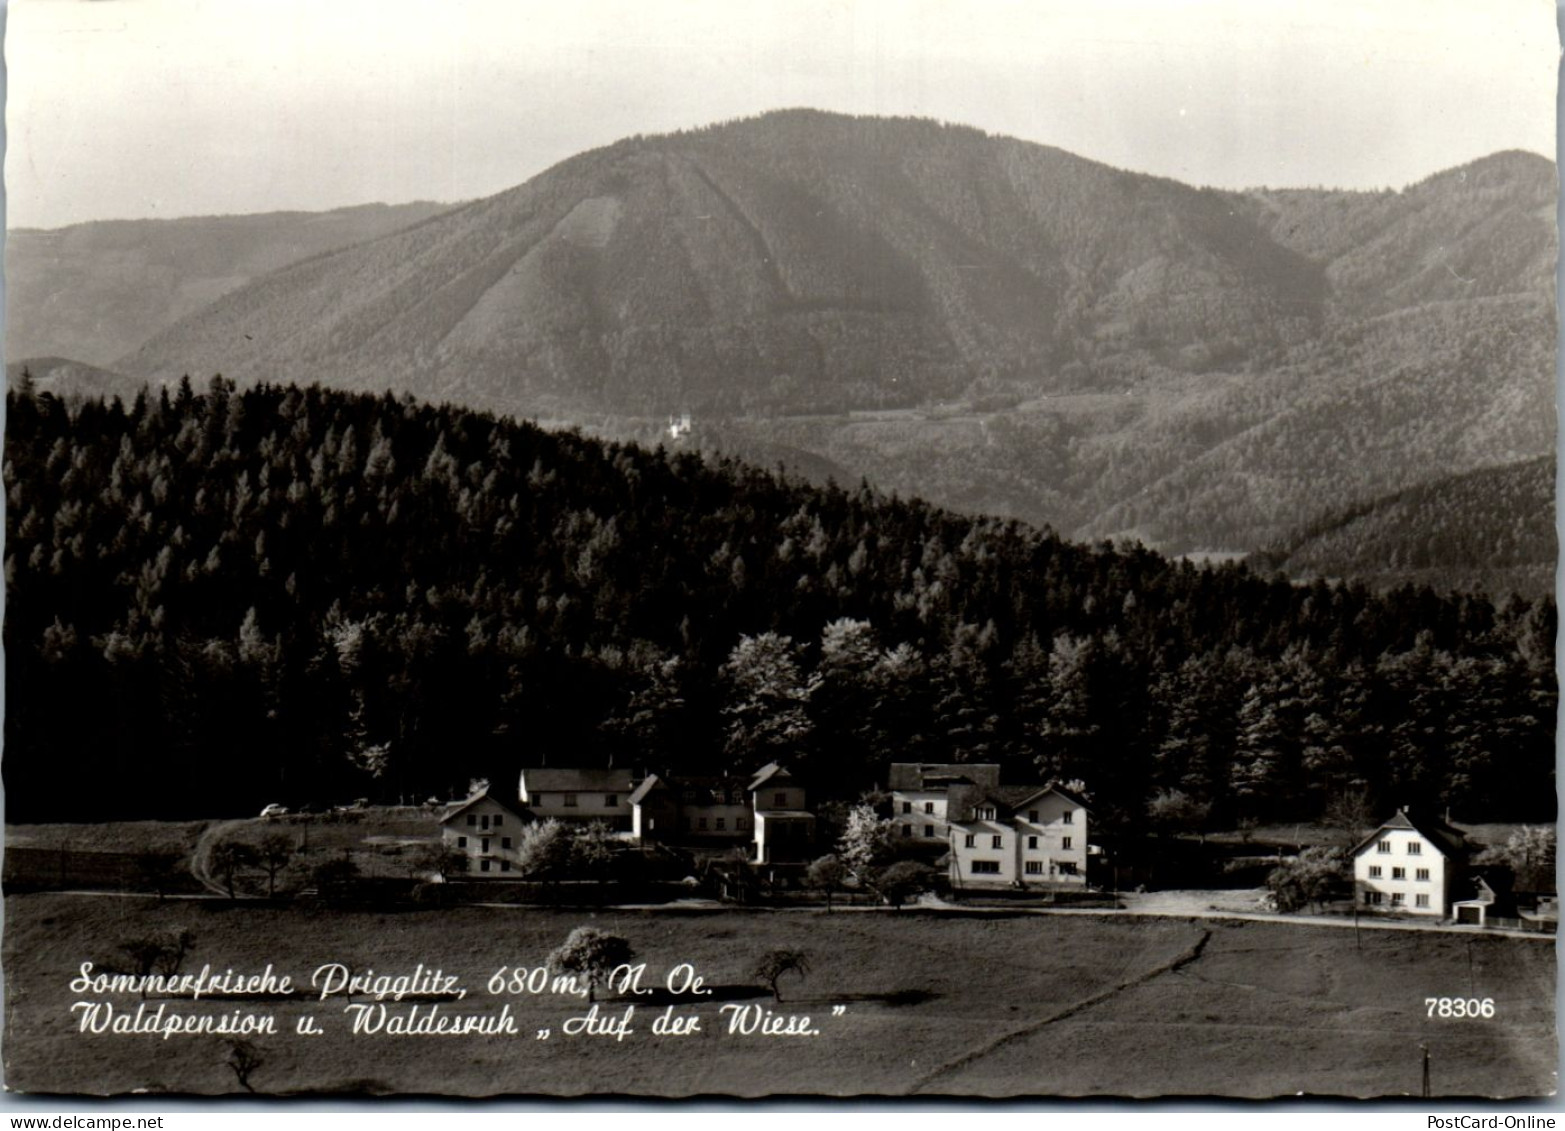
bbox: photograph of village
[1,0,1559,1104]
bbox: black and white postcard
[2,0,1558,1102]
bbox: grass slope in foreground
[5,895,1554,1098]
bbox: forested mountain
[4,201,452,365]
[5,383,1553,830]
[101,112,1554,589]
[1253,456,1556,598]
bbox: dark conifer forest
[3,381,1555,831]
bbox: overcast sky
[4,0,1558,229]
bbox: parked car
[260,803,289,819]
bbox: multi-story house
[1352,808,1468,917]
[517,767,636,832]
[439,789,528,876]
[628,774,753,844]
[750,762,815,864]
[946,783,1089,888]
[889,762,1001,844]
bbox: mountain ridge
[12,110,1554,593]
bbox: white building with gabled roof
[1351,807,1469,917]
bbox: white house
[439,789,529,877]
[749,762,814,864]
[1351,808,1468,917]
[946,783,1089,888]
[517,767,636,832]
[889,762,1001,844]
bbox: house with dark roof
[946,783,1089,888]
[749,762,815,864]
[1351,807,1469,917]
[517,767,636,832]
[440,788,530,876]
[889,762,1001,846]
[628,774,753,845]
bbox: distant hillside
[5,357,146,401]
[5,201,452,365]
[1254,456,1557,598]
[23,111,1557,592]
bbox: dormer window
[978,806,997,820]
[775,792,787,806]
[564,793,578,807]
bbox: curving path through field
[188,817,256,896]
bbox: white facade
[440,793,524,877]
[948,789,1088,887]
[1353,823,1454,917]
[893,790,951,842]
[518,768,635,830]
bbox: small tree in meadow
[547,927,634,1003]
[254,833,296,898]
[752,949,810,1002]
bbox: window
[698,817,708,831]
[738,817,749,831]
[978,806,996,820]
[501,861,511,873]
[1063,811,1073,825]
[457,836,468,848]
[467,814,477,827]
[1362,891,1378,905]
[992,835,1003,849]
[480,859,491,873]
[902,825,912,838]
[775,792,788,806]
[1416,868,1429,881]
[1415,894,1430,908]
[502,837,512,849]
[902,801,912,814]
[480,814,490,830]
[971,860,1000,875]
[1028,810,1039,823]
[1368,865,1382,878]
[493,815,502,827]
[564,793,578,807]
[964,834,976,848]
[1407,841,1422,855]
[924,802,935,814]
[482,838,490,852]
[1392,867,1405,880]
[1028,836,1038,850]
[605,795,617,808]
[1377,841,1392,854]
[715,817,726,831]
[924,825,934,838]
[1025,861,1043,875]
[1062,836,1072,850]
[1057,862,1078,875]
[1391,892,1404,906]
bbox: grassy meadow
[4,892,1554,1098]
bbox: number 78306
[1426,997,1496,1018]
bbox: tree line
[3,380,1554,836]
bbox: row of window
[970,860,1079,876]
[902,801,938,814]
[465,813,505,828]
[558,793,617,808]
[903,825,937,838]
[457,836,513,850]
[1367,866,1430,881]
[1363,891,1430,908]
[971,806,1074,824]
[962,834,1072,850]
[1375,840,1423,855]
[684,816,750,832]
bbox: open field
[4,893,1554,1098]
